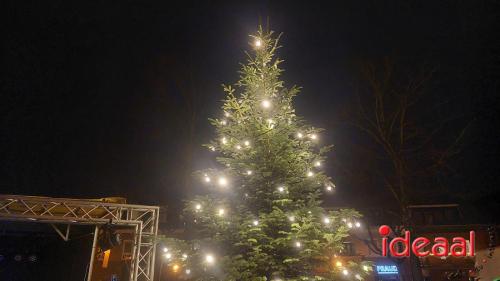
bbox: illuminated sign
[376,265,398,275]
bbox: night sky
[3,1,500,220]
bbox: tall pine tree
[162,27,371,281]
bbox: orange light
[335,261,342,267]
[102,250,111,268]
[172,264,179,272]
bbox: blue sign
[376,265,398,275]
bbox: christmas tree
[162,27,371,281]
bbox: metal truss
[0,194,159,281]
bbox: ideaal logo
[378,225,475,257]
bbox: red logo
[378,225,475,257]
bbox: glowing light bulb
[172,264,179,272]
[310,134,317,140]
[246,170,253,175]
[355,221,361,228]
[204,176,211,182]
[236,145,242,150]
[210,146,216,151]
[182,253,188,259]
[255,39,262,47]
[326,185,333,191]
[336,261,342,267]
[218,208,225,216]
[288,216,295,222]
[343,269,349,276]
[221,137,227,144]
[295,241,302,248]
[205,254,215,264]
[278,186,285,193]
[165,253,172,259]
[355,274,362,280]
[363,265,369,271]
[253,220,259,226]
[347,222,353,228]
[195,204,201,210]
[297,132,303,139]
[244,140,250,146]
[163,247,168,253]
[307,171,314,177]
[261,99,271,108]
[314,161,321,167]
[224,111,230,117]
[218,177,227,187]
[221,120,227,125]
[186,269,191,275]
[323,217,331,224]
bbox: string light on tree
[347,222,353,228]
[253,220,259,226]
[355,221,361,228]
[363,265,369,271]
[182,253,188,260]
[326,185,333,192]
[310,133,318,140]
[277,186,285,193]
[246,170,253,175]
[172,264,180,273]
[204,175,211,182]
[244,140,250,147]
[163,247,169,253]
[236,145,242,150]
[295,241,302,248]
[343,269,349,276]
[254,39,262,48]
[261,99,271,109]
[195,204,201,211]
[221,137,227,144]
[221,120,227,125]
[355,274,362,280]
[186,269,191,275]
[205,254,215,264]
[297,132,304,139]
[218,177,228,187]
[165,253,172,260]
[323,217,331,224]
[314,161,321,167]
[307,171,314,177]
[218,208,225,216]
[335,261,342,267]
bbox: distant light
[297,132,303,139]
[355,274,362,280]
[347,222,353,228]
[326,185,333,192]
[253,220,259,226]
[262,99,271,109]
[310,134,317,140]
[195,204,201,210]
[295,241,302,248]
[182,253,188,259]
[244,140,250,146]
[205,254,215,264]
[221,137,227,144]
[355,221,361,228]
[343,269,349,275]
[255,39,262,48]
[236,145,242,150]
[314,161,321,167]
[218,208,225,216]
[363,265,370,271]
[186,269,191,275]
[165,253,172,259]
[278,186,285,193]
[204,176,211,182]
[288,216,295,222]
[247,170,253,175]
[323,217,331,224]
[224,111,230,117]
[221,120,227,125]
[336,261,342,267]
[163,247,169,253]
[307,171,314,177]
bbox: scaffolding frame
[0,194,159,281]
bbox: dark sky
[2,1,499,218]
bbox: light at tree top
[159,26,371,280]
